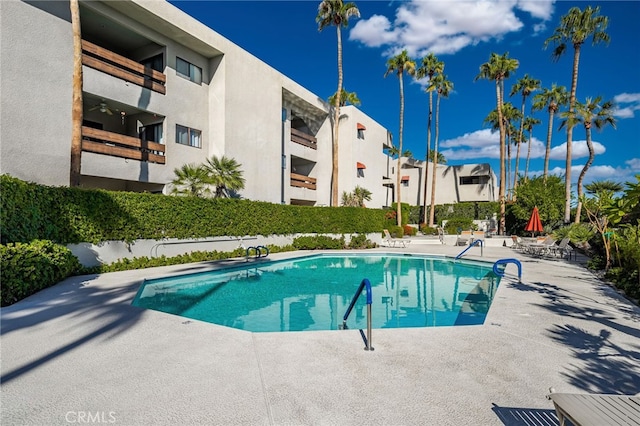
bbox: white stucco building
[0,0,496,210]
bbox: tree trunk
[330,26,343,207]
[496,80,506,235]
[564,45,582,223]
[422,91,433,225]
[543,108,554,182]
[574,126,594,224]
[396,73,404,227]
[70,0,83,187]
[428,92,440,228]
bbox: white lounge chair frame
[383,229,409,248]
[547,391,640,426]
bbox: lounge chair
[472,230,485,242]
[551,237,573,259]
[383,229,410,248]
[547,389,640,426]
[510,235,525,251]
[456,230,472,246]
[525,235,556,256]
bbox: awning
[356,162,366,169]
[401,175,410,181]
[357,123,366,130]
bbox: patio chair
[456,230,472,246]
[472,230,485,242]
[510,235,525,251]
[547,389,640,426]
[551,237,573,259]
[525,235,556,256]
[383,229,410,248]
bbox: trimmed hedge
[1,175,387,244]
[1,240,81,306]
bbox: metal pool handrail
[455,239,484,259]
[341,278,374,351]
[493,258,522,282]
[245,245,270,260]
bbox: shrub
[444,217,475,235]
[403,225,417,236]
[385,225,404,238]
[347,234,376,249]
[1,240,81,306]
[292,235,345,250]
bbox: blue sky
[169,0,640,187]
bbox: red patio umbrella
[525,206,544,236]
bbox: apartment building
[0,0,495,209]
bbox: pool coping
[2,244,639,425]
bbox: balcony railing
[82,40,166,95]
[290,128,317,150]
[82,126,165,164]
[290,173,316,190]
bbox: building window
[357,123,366,140]
[459,175,490,185]
[140,53,164,73]
[140,123,164,144]
[176,57,202,84]
[356,162,366,178]
[401,176,410,187]
[176,124,201,148]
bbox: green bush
[385,225,404,238]
[347,234,376,249]
[292,235,345,250]
[420,225,438,235]
[0,240,81,306]
[552,223,595,244]
[0,175,387,244]
[444,217,475,234]
[403,225,417,236]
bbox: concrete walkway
[2,241,639,425]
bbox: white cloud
[350,0,555,56]
[529,164,637,185]
[625,158,640,171]
[548,140,606,160]
[613,92,640,119]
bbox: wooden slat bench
[548,392,640,426]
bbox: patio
[1,242,639,425]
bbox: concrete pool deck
[1,242,639,425]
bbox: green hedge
[0,240,81,306]
[1,175,386,244]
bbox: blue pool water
[132,254,501,332]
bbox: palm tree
[428,73,453,227]
[545,5,610,223]
[532,84,569,181]
[317,0,360,207]
[203,155,246,198]
[427,150,446,164]
[70,0,83,187]
[559,96,616,223]
[342,185,373,207]
[585,180,623,196]
[523,116,541,179]
[385,49,416,227]
[483,102,521,201]
[510,74,540,193]
[171,164,210,197]
[328,88,361,107]
[416,53,444,224]
[475,52,519,234]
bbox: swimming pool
[132,253,501,332]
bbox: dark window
[140,123,163,144]
[176,57,202,84]
[459,175,490,185]
[357,129,365,140]
[176,124,201,148]
[82,120,103,130]
[140,54,163,73]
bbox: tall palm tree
[203,155,246,198]
[328,88,361,107]
[545,5,610,223]
[171,164,210,197]
[510,74,540,193]
[483,102,521,201]
[559,96,616,223]
[523,116,541,179]
[475,52,519,235]
[427,150,446,164]
[316,0,360,207]
[428,73,453,228]
[70,0,83,187]
[415,53,444,224]
[385,49,416,227]
[532,84,569,181]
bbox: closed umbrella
[525,206,544,237]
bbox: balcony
[82,126,165,164]
[290,173,316,190]
[82,40,166,95]
[290,128,317,150]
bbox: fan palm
[203,155,246,198]
[416,53,444,224]
[385,49,416,226]
[532,84,569,181]
[171,164,210,197]
[510,74,540,193]
[317,0,360,207]
[559,96,616,223]
[484,102,521,201]
[545,5,610,223]
[475,52,519,234]
[428,73,453,227]
[328,88,361,107]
